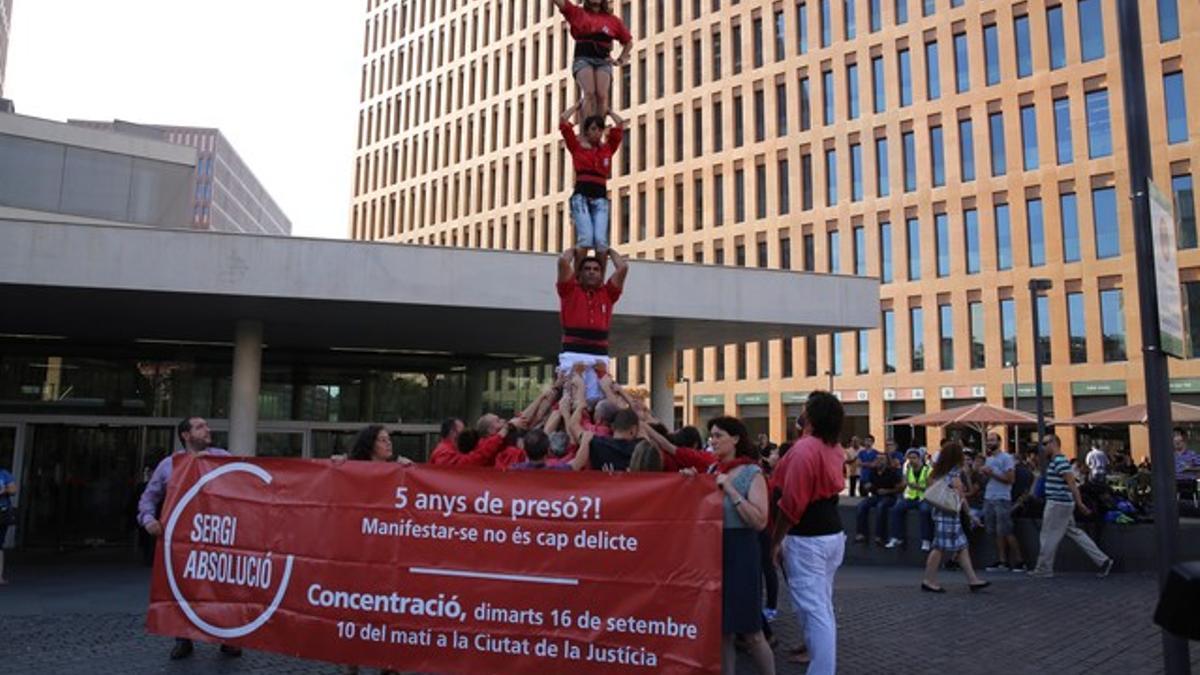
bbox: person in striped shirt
[1029,434,1114,578]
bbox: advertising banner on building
[1148,179,1186,358]
[146,455,723,674]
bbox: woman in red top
[560,101,627,258]
[553,0,632,119]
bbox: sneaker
[884,538,902,549]
[1009,562,1028,573]
[984,562,1009,572]
[1027,569,1054,579]
[763,608,778,621]
[920,540,932,552]
[1098,558,1114,578]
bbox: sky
[6,0,363,239]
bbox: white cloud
[5,0,362,239]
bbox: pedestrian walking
[1029,435,1115,579]
[921,440,990,593]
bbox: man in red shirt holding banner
[557,247,628,407]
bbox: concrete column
[465,363,487,425]
[650,336,676,430]
[228,319,263,457]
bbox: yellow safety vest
[904,464,931,500]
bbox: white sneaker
[920,540,932,552]
[884,538,902,549]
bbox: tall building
[0,0,13,99]
[70,120,292,234]
[350,0,1198,457]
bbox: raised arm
[606,247,629,293]
[552,0,568,11]
[561,99,583,125]
[558,248,578,284]
[570,431,594,471]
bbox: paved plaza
[1,555,1195,674]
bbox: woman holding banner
[708,416,776,675]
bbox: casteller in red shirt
[560,120,622,196]
[773,435,846,527]
[557,249,628,357]
[557,1,632,61]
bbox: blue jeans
[569,193,610,250]
[855,495,897,540]
[889,497,934,543]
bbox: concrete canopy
[0,220,879,359]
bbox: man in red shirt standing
[557,247,628,406]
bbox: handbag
[924,477,961,513]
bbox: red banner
[146,455,723,674]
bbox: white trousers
[557,351,610,402]
[782,533,845,675]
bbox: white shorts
[558,352,610,403]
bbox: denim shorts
[569,193,611,250]
[572,56,613,76]
[983,499,1014,536]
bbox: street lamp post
[1006,360,1019,453]
[1029,279,1052,458]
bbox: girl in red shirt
[553,0,633,119]
[560,102,627,258]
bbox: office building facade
[350,0,1198,456]
[70,120,292,234]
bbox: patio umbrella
[1052,401,1200,426]
[883,402,1043,434]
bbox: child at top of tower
[560,101,627,260]
[553,0,632,119]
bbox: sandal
[921,582,946,593]
[968,580,992,592]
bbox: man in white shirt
[1085,444,1108,483]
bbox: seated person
[854,453,904,545]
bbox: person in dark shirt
[587,408,640,470]
[854,452,904,545]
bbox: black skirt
[722,527,764,635]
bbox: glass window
[883,309,897,372]
[714,172,725,225]
[759,339,770,377]
[713,100,723,151]
[1068,292,1087,363]
[922,0,934,16]
[995,203,1012,270]
[1100,288,1127,361]
[1159,0,1180,42]
[1093,186,1119,259]
[844,0,856,39]
[854,225,867,275]
[989,111,1006,176]
[820,0,831,47]
[953,32,970,93]
[1036,294,1052,364]
[822,69,835,125]
[1000,298,1016,367]
[1060,191,1081,262]
[847,63,860,120]
[930,125,945,187]
[798,1,808,54]
[826,147,838,205]
[925,40,940,100]
[895,0,908,24]
[713,31,722,80]
[1014,14,1032,78]
[1085,89,1112,158]
[832,333,844,376]
[732,23,743,75]
[880,220,893,283]
[902,130,916,192]
[801,152,813,210]
[737,343,747,378]
[1027,197,1045,266]
[939,303,954,370]
[828,229,841,272]
[753,16,764,68]
[1164,72,1189,145]
[799,76,812,130]
[61,146,135,222]
[804,337,818,376]
[777,82,788,136]
[1079,0,1105,62]
[1187,282,1200,358]
[775,9,787,60]
[969,301,986,368]
[1173,174,1196,250]
[755,163,767,218]
[910,306,925,372]
[850,142,863,201]
[778,157,791,214]
[935,213,950,277]
[735,167,746,222]
[1020,104,1038,171]
[898,48,913,107]
[754,89,766,142]
[803,232,816,271]
[1047,5,1066,69]
[1053,96,1073,164]
[734,93,745,147]
[780,232,792,268]
[906,216,921,280]
[965,208,981,273]
[872,56,886,113]
[959,118,975,181]
[983,23,1000,86]
[875,136,890,197]
[870,0,882,32]
[857,330,870,374]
